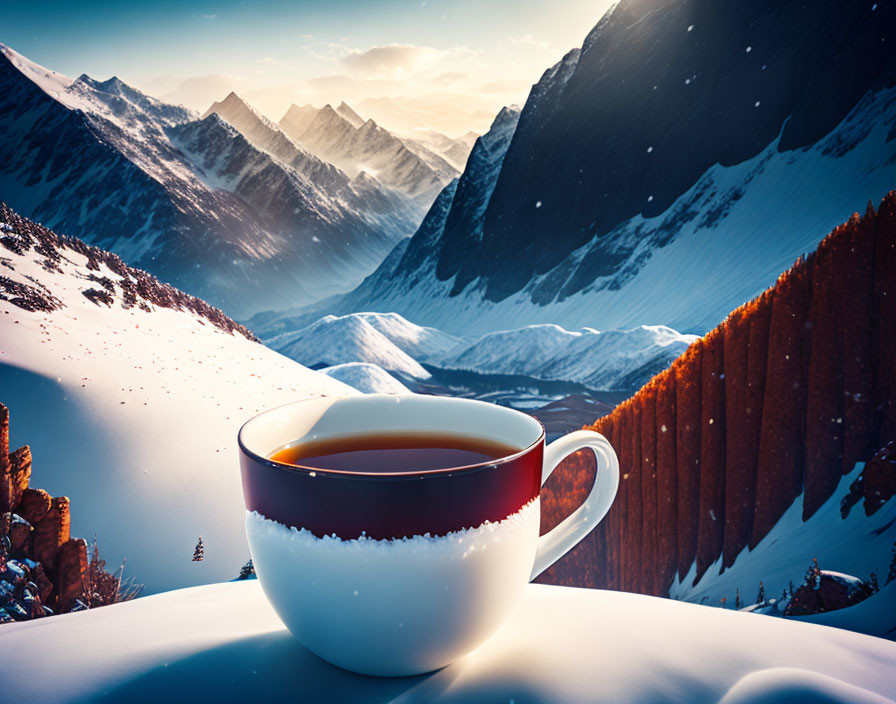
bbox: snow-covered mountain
[0,44,419,318]
[442,324,697,391]
[0,204,354,593]
[403,129,479,172]
[276,102,459,206]
[276,0,896,337]
[264,311,695,393]
[318,362,411,395]
[267,313,431,380]
[335,101,364,128]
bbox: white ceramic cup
[239,394,619,676]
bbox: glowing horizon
[0,0,615,136]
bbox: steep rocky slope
[539,193,896,601]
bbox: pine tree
[888,539,896,585]
[788,580,795,597]
[735,588,742,610]
[756,580,766,604]
[805,557,821,589]
[869,570,879,593]
[237,559,255,580]
[192,536,204,562]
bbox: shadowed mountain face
[0,47,420,318]
[473,0,896,302]
[282,0,896,338]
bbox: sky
[0,0,615,135]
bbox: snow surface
[0,232,355,594]
[0,580,893,703]
[318,362,410,394]
[670,461,896,638]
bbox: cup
[238,394,619,677]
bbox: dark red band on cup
[239,442,544,540]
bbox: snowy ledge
[1,580,895,703]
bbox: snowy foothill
[0,578,894,703]
[266,312,696,393]
[267,313,432,380]
[0,221,356,594]
[317,362,410,395]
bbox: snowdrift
[0,581,893,703]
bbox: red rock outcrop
[0,403,106,619]
[539,192,896,596]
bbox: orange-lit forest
[540,191,896,596]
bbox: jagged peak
[336,101,365,127]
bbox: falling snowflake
[647,195,654,202]
[687,24,694,31]
[535,201,542,208]
[647,146,653,153]
[754,101,761,107]
[746,46,752,53]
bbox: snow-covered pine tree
[869,570,880,593]
[756,581,766,604]
[192,536,204,562]
[735,588,742,610]
[237,559,255,580]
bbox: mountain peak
[278,103,321,142]
[336,101,364,128]
[202,91,252,121]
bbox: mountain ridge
[0,44,419,317]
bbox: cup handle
[530,429,620,580]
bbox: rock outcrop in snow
[0,403,130,620]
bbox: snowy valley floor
[0,580,894,703]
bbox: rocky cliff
[0,403,109,620]
[540,191,896,595]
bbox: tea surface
[268,433,520,473]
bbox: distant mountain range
[205,95,468,208]
[264,310,696,394]
[0,44,472,318]
[266,0,896,337]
